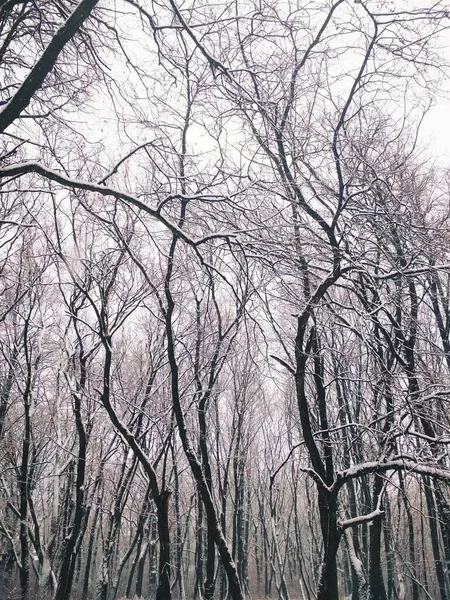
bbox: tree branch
[0,161,197,246]
[0,0,99,132]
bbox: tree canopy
[1,2,450,600]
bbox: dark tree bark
[99,337,172,600]
[171,442,186,600]
[82,501,100,600]
[97,450,138,600]
[155,489,171,600]
[295,320,341,600]
[368,476,387,600]
[18,331,31,600]
[398,472,419,600]
[0,0,99,132]
[423,478,448,600]
[0,343,18,441]
[193,490,204,600]
[163,200,244,600]
[54,351,89,600]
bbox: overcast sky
[425,93,450,164]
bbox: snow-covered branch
[338,508,384,530]
[335,459,450,490]
[0,161,198,246]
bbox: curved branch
[0,161,197,245]
[335,459,450,491]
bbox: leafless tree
[1,2,450,600]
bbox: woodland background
[1,1,450,600]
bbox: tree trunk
[368,476,387,600]
[316,490,341,600]
[155,490,172,600]
[165,275,244,600]
[398,473,419,600]
[423,478,448,600]
[82,502,100,600]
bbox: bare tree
[1,2,450,600]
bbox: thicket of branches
[1,2,450,600]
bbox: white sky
[423,94,450,165]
